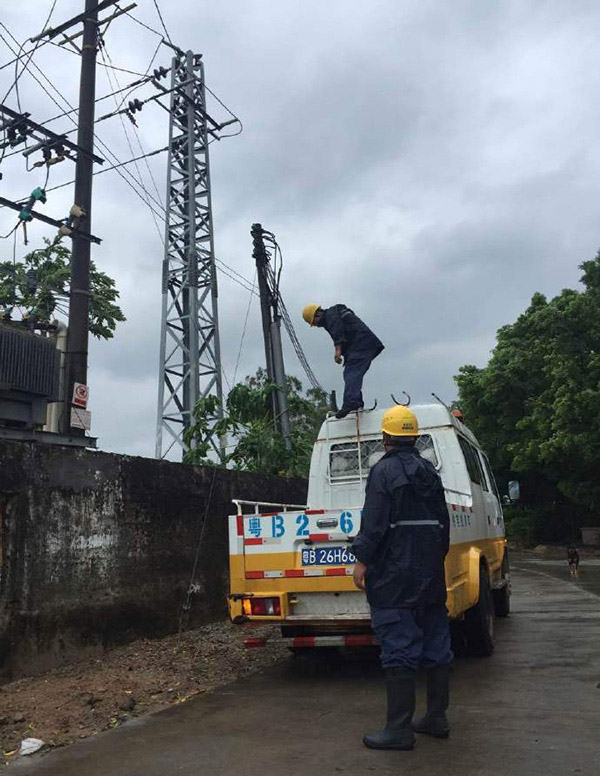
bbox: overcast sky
[2,0,600,459]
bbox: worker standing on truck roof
[351,405,452,751]
[302,303,384,419]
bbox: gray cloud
[3,1,600,458]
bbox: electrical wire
[204,83,243,139]
[98,38,164,239]
[151,0,173,45]
[1,222,20,240]
[124,11,164,38]
[0,71,170,165]
[34,145,169,197]
[261,236,323,392]
[2,0,58,106]
[177,466,218,640]
[40,73,156,126]
[0,25,167,235]
[0,39,53,73]
[115,38,163,112]
[214,258,258,296]
[214,251,321,390]
[232,269,256,385]
[46,39,157,77]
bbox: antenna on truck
[431,392,451,410]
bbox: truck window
[458,436,483,485]
[481,453,501,501]
[329,433,438,483]
[470,445,490,493]
[329,439,384,483]
[415,434,439,468]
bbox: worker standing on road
[351,405,452,751]
[302,303,384,419]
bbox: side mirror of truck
[507,480,520,503]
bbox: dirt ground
[0,621,285,766]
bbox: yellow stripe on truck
[229,537,505,622]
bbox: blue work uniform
[317,304,384,410]
[351,446,452,671]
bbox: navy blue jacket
[351,446,450,609]
[317,304,384,359]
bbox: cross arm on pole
[0,196,102,244]
[0,104,104,164]
[30,0,121,42]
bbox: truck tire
[493,552,511,618]
[464,564,495,656]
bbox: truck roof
[317,402,481,448]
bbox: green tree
[455,251,600,531]
[0,239,125,339]
[183,369,329,477]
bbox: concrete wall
[0,440,307,677]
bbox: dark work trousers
[342,346,381,409]
[371,604,453,671]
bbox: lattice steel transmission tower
[155,51,224,460]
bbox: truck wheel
[464,565,495,656]
[493,552,511,618]
[449,619,467,657]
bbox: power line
[2,0,58,106]
[214,258,258,295]
[0,37,52,73]
[124,11,163,38]
[151,0,173,45]
[115,37,162,112]
[41,73,155,126]
[214,253,322,390]
[0,23,166,240]
[232,269,256,385]
[46,38,157,77]
[26,145,168,197]
[263,238,323,392]
[97,38,164,240]
[204,83,243,139]
[0,73,160,163]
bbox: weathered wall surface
[0,441,307,677]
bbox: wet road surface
[14,562,600,775]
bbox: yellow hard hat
[302,303,320,326]
[381,405,418,437]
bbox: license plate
[301,546,356,566]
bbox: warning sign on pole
[71,407,91,431]
[72,383,89,409]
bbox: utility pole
[60,0,100,434]
[155,52,225,461]
[251,223,292,451]
[251,223,277,422]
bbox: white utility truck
[228,404,509,655]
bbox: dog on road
[567,545,580,577]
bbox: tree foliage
[455,251,600,520]
[0,239,125,339]
[183,369,329,477]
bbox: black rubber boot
[363,667,416,750]
[335,405,360,419]
[412,664,450,739]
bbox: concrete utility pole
[251,223,278,422]
[61,0,100,434]
[251,223,292,451]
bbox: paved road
[15,563,600,776]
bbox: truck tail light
[243,597,281,616]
